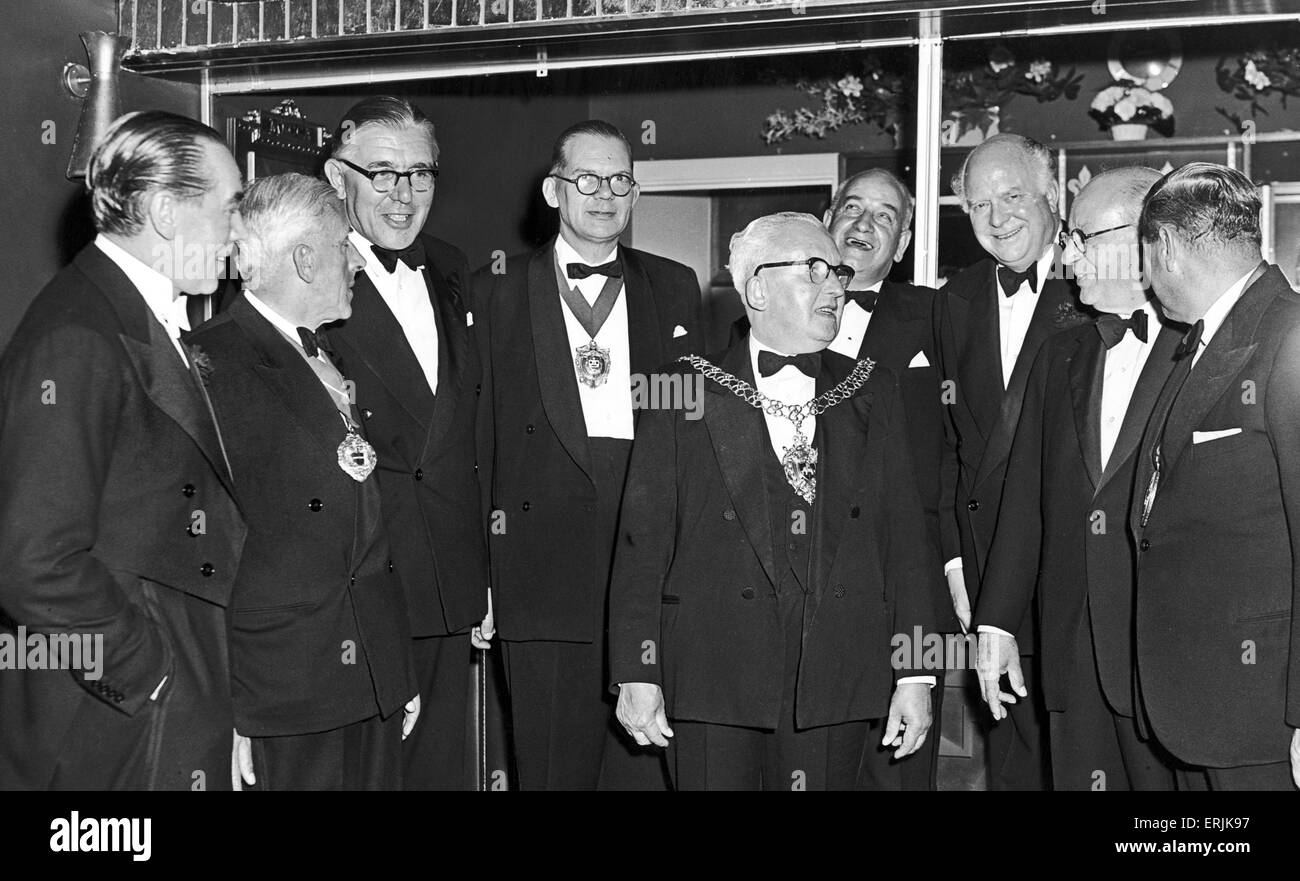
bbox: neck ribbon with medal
[306,335,377,483]
[678,353,875,505]
[557,258,622,388]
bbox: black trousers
[503,437,669,791]
[1175,761,1295,791]
[402,632,472,790]
[858,676,943,790]
[248,711,403,791]
[1049,615,1176,791]
[985,654,1051,790]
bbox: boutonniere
[188,345,213,382]
[1054,300,1094,329]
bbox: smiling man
[975,167,1179,790]
[473,120,701,790]
[934,133,1081,790]
[609,212,938,790]
[323,96,491,791]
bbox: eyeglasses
[753,257,855,288]
[337,158,439,193]
[550,172,637,197]
[1059,223,1133,252]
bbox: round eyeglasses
[1059,223,1133,252]
[337,158,439,193]
[550,172,637,197]
[753,257,855,288]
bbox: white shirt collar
[1198,265,1259,351]
[555,233,618,269]
[95,234,188,331]
[847,279,884,295]
[243,290,310,347]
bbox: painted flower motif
[1244,60,1273,91]
[837,74,863,97]
[1027,60,1053,83]
[1114,97,1138,121]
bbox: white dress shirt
[749,334,817,462]
[1191,267,1257,369]
[1099,300,1160,471]
[243,291,354,413]
[95,234,190,365]
[351,229,439,396]
[555,233,634,440]
[996,247,1058,388]
[827,281,882,360]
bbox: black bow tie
[567,260,623,280]
[845,288,880,312]
[370,241,425,274]
[758,350,820,378]
[296,326,333,358]
[1095,310,1149,348]
[997,262,1039,297]
[1175,318,1204,360]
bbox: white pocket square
[908,350,931,368]
[672,325,688,338]
[1192,427,1242,444]
[466,311,474,327]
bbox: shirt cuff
[976,625,1013,638]
[897,676,937,687]
[150,675,168,701]
[943,557,964,575]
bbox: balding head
[1066,166,1161,313]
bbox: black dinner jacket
[472,238,702,643]
[933,254,1082,628]
[327,233,488,638]
[608,339,938,729]
[977,315,1181,716]
[189,295,415,737]
[0,243,246,790]
[1129,264,1300,767]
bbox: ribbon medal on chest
[337,412,377,482]
[781,431,819,506]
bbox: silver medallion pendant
[574,339,612,388]
[338,431,377,482]
[781,432,818,505]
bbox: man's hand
[977,631,1026,721]
[402,694,421,741]
[615,682,673,748]
[947,567,971,633]
[471,590,495,649]
[1291,728,1300,789]
[232,729,255,791]
[882,682,932,759]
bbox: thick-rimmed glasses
[337,158,439,193]
[550,172,637,197]
[1059,223,1133,252]
[753,257,855,288]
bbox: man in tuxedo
[0,111,247,789]
[610,212,936,789]
[323,96,490,790]
[473,120,702,789]
[935,133,1081,790]
[190,174,418,790]
[1132,163,1300,790]
[976,167,1178,790]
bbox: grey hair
[829,168,916,229]
[331,95,439,160]
[237,173,346,284]
[86,110,229,236]
[1081,166,1163,226]
[728,211,829,293]
[1138,162,1262,252]
[951,133,1054,210]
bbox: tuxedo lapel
[1068,332,1104,491]
[701,339,776,589]
[422,261,464,457]
[952,264,1002,441]
[808,357,872,594]
[528,244,593,482]
[622,249,664,378]
[1096,324,1180,493]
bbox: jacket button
[200,562,214,577]
[350,575,356,585]
[522,501,531,511]
[850,505,860,518]
[834,584,846,598]
[476,383,482,395]
[722,509,736,521]
[182,483,195,497]
[388,560,395,573]
[1139,538,1150,551]
[740,587,755,599]
[525,424,535,434]
[113,693,123,703]
[414,468,423,481]
[968,499,980,511]
[308,498,323,511]
[362,408,373,420]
